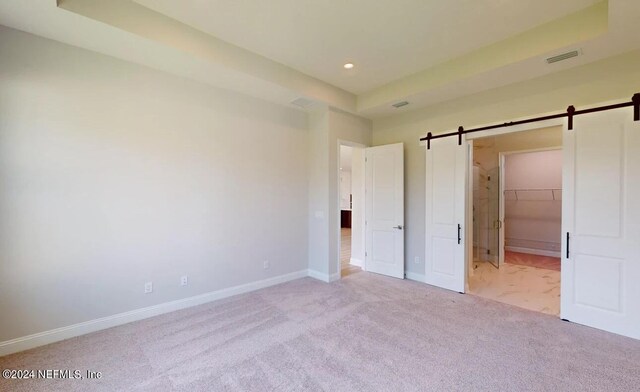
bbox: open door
[562,109,640,339]
[364,143,404,279]
[425,136,468,292]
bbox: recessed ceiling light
[343,63,354,70]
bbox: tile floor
[468,255,561,316]
[505,250,561,271]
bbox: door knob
[393,225,403,230]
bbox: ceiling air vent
[546,50,580,64]
[290,97,314,109]
[392,101,409,109]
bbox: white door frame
[466,140,474,285]
[497,146,562,267]
[336,139,366,278]
[463,118,564,294]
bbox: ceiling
[133,0,599,94]
[1,0,639,118]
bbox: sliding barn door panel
[574,125,623,237]
[562,110,640,339]
[425,136,467,292]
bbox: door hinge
[365,251,368,257]
[487,249,490,255]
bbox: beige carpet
[1,272,639,391]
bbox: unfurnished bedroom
[1,1,639,391]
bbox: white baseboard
[0,269,308,357]
[307,269,330,282]
[307,269,340,283]
[349,257,363,267]
[505,246,561,258]
[405,271,425,283]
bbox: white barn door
[425,136,468,292]
[365,143,404,279]
[562,109,640,339]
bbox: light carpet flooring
[469,259,560,315]
[2,272,639,391]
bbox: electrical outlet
[181,276,188,286]
[414,256,420,264]
[144,281,153,294]
[263,260,270,269]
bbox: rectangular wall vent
[290,97,314,108]
[392,101,409,108]
[546,50,580,64]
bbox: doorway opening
[468,126,562,315]
[338,143,364,278]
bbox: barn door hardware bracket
[567,105,576,130]
[421,93,640,149]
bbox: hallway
[341,228,360,277]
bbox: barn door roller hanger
[420,93,640,149]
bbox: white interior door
[562,109,640,339]
[425,136,468,292]
[365,143,404,279]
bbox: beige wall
[504,150,563,254]
[373,49,640,278]
[307,110,331,276]
[472,126,562,171]
[0,27,310,342]
[308,108,372,280]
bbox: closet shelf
[503,188,562,201]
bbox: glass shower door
[486,167,500,268]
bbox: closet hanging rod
[504,188,561,201]
[420,93,640,149]
[503,188,562,192]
